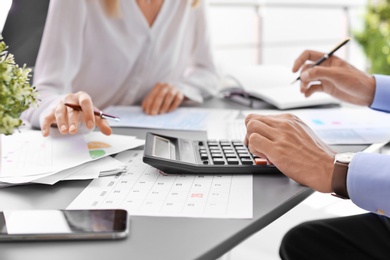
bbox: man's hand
[293,50,376,106]
[245,113,336,193]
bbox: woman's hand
[142,83,184,115]
[293,50,376,106]
[41,91,112,137]
[245,113,336,193]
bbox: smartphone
[0,209,129,241]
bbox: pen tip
[291,79,298,85]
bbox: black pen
[65,103,120,122]
[291,37,351,84]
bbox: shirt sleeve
[370,74,390,113]
[21,0,87,128]
[348,152,390,217]
[173,1,220,103]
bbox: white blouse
[23,0,219,128]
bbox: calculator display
[153,136,171,159]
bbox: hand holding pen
[41,92,115,137]
[291,37,350,85]
[291,39,376,106]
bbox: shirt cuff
[348,152,390,216]
[370,75,390,112]
[174,82,204,103]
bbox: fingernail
[87,120,94,129]
[60,125,67,132]
[69,124,76,132]
[301,71,309,80]
[42,129,47,136]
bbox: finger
[77,92,95,130]
[247,133,273,158]
[300,66,342,83]
[41,113,56,137]
[168,92,184,112]
[159,87,177,114]
[143,83,164,115]
[63,95,82,134]
[149,84,169,115]
[66,105,80,134]
[245,117,277,142]
[96,117,112,136]
[292,50,326,72]
[303,83,325,97]
[53,102,69,134]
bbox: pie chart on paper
[87,141,111,159]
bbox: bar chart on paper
[67,150,253,219]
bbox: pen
[291,37,351,84]
[64,103,120,122]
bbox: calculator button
[213,158,225,165]
[254,158,268,165]
[200,153,208,160]
[222,149,234,153]
[225,154,237,159]
[227,159,239,165]
[211,154,223,158]
[198,141,204,146]
[203,160,209,165]
[240,158,254,165]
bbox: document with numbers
[67,150,253,219]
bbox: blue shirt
[347,75,390,217]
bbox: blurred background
[0,0,381,259]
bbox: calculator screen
[153,136,171,159]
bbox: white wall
[209,0,368,71]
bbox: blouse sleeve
[173,1,220,103]
[21,0,87,128]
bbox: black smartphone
[0,209,129,241]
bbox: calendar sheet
[67,150,253,219]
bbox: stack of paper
[0,130,144,187]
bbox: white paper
[105,106,239,130]
[68,150,253,219]
[242,107,390,144]
[0,130,144,184]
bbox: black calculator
[143,132,281,175]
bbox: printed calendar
[67,150,253,219]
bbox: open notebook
[221,65,339,109]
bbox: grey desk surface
[0,97,357,260]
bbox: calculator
[143,132,281,175]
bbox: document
[242,107,390,144]
[0,130,144,185]
[68,150,253,219]
[104,106,239,130]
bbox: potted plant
[354,0,390,74]
[0,37,38,135]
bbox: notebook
[221,65,339,110]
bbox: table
[0,98,352,260]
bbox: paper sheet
[105,106,239,130]
[0,130,144,183]
[242,107,390,144]
[67,150,253,219]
